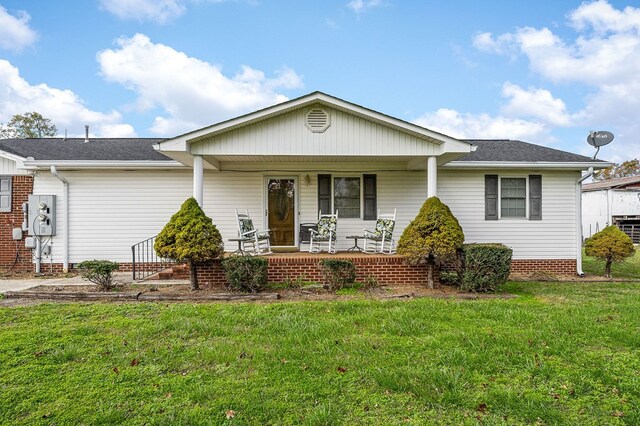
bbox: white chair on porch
[309,210,339,254]
[363,209,396,254]
[235,209,272,255]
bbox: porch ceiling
[201,154,462,171]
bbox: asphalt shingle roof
[458,139,604,163]
[0,137,605,164]
[0,138,171,161]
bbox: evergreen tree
[585,225,635,277]
[397,197,465,288]
[154,198,224,290]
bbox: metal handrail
[131,235,176,281]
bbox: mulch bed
[1,282,516,305]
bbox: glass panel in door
[267,179,295,246]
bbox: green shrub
[221,256,268,293]
[460,243,512,292]
[319,259,356,291]
[397,197,464,288]
[77,260,120,291]
[155,198,224,290]
[585,225,635,277]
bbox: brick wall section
[0,176,34,273]
[193,255,437,289]
[47,257,578,282]
[510,259,577,275]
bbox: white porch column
[427,156,438,198]
[193,154,204,206]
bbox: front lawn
[1,282,639,424]
[582,247,640,279]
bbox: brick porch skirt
[195,253,437,289]
[18,256,578,284]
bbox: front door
[266,178,296,246]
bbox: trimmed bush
[221,256,268,293]
[319,259,356,291]
[77,260,119,291]
[155,198,224,290]
[459,243,512,292]
[397,197,464,288]
[585,225,635,277]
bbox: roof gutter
[23,160,185,170]
[576,167,595,277]
[50,166,69,273]
[444,161,611,170]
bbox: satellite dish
[587,131,614,147]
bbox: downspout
[50,166,69,273]
[576,167,594,276]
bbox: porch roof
[154,91,476,170]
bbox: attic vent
[305,108,330,133]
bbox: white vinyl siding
[440,170,579,260]
[190,106,441,157]
[31,167,579,265]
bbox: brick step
[147,263,189,280]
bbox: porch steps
[148,264,189,280]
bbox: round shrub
[460,243,512,292]
[319,259,356,291]
[585,225,635,277]
[222,256,268,293]
[77,260,120,291]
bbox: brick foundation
[193,254,437,289]
[0,176,34,273]
[510,259,577,275]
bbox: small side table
[346,235,364,252]
[228,237,252,256]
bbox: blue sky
[0,0,639,163]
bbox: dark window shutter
[529,175,542,220]
[485,175,498,220]
[363,174,377,220]
[318,174,331,215]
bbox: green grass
[582,247,640,279]
[1,282,640,424]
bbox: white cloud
[99,0,187,23]
[501,82,571,126]
[97,34,303,135]
[0,5,37,52]
[413,108,548,142]
[347,0,382,13]
[472,1,640,161]
[0,60,135,137]
[569,0,640,34]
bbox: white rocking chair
[235,209,272,255]
[363,209,396,254]
[309,210,338,254]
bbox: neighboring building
[0,92,607,276]
[582,176,640,243]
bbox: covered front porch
[154,92,475,252]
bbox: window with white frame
[485,174,542,221]
[0,176,11,213]
[500,177,526,218]
[334,177,361,218]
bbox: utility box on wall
[27,195,56,236]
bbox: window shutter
[0,176,11,213]
[529,175,542,220]
[485,175,498,220]
[317,174,331,214]
[363,174,377,220]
